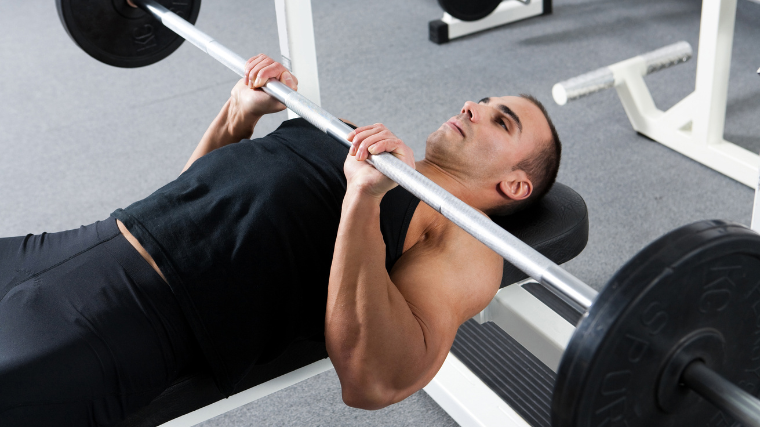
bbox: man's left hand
[344,124,415,199]
[229,55,299,133]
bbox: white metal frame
[424,353,532,427]
[425,280,576,427]
[474,279,575,371]
[600,0,756,187]
[159,359,334,426]
[274,0,321,119]
[749,71,760,231]
[752,167,760,231]
[437,0,545,42]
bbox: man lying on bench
[0,54,561,426]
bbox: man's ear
[498,170,533,201]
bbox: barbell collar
[131,0,598,310]
[681,361,760,427]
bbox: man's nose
[461,101,480,123]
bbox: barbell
[55,1,760,425]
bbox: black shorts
[0,218,199,427]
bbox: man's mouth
[446,120,464,137]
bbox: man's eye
[499,120,508,131]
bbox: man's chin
[425,131,458,162]
[429,127,464,147]
[427,127,455,144]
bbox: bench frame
[425,279,576,426]
[159,359,334,426]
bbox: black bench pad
[493,182,588,287]
[117,182,588,426]
[114,339,328,427]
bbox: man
[0,54,560,425]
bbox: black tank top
[112,118,420,395]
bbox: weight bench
[117,182,588,427]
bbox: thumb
[282,71,298,90]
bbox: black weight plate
[553,220,760,427]
[438,0,502,21]
[56,0,201,68]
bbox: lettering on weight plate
[624,334,649,363]
[742,299,760,405]
[745,280,760,301]
[133,25,157,52]
[751,333,760,362]
[752,300,760,327]
[600,371,632,395]
[640,302,668,335]
[710,265,742,272]
[594,396,628,427]
[595,372,631,426]
[170,1,188,16]
[738,378,758,396]
[746,361,760,380]
[699,277,735,314]
[709,410,740,427]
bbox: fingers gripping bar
[552,41,692,105]
[134,0,597,309]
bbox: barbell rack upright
[128,1,760,425]
[132,0,597,310]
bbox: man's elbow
[336,367,420,410]
[340,381,399,410]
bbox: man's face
[425,95,551,185]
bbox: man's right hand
[229,54,299,131]
[182,55,298,173]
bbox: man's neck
[401,159,486,253]
[414,159,480,208]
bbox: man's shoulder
[408,204,499,260]
[393,207,502,321]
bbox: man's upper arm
[388,226,503,383]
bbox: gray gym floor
[1,0,759,425]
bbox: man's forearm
[181,98,260,173]
[326,187,429,409]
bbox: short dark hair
[489,94,561,216]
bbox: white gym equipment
[159,359,334,426]
[753,70,760,232]
[429,0,551,44]
[274,0,320,119]
[752,170,760,232]
[425,279,576,427]
[553,0,758,188]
